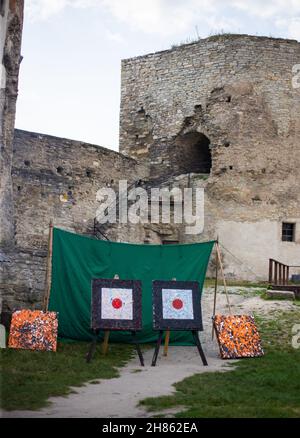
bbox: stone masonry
[1,24,300,314]
[120,34,300,280]
[0,0,24,316]
[0,0,23,249]
[1,129,147,312]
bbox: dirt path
[2,348,230,418]
[1,288,296,418]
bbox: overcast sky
[15,0,300,151]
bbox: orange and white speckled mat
[213,314,264,359]
[8,309,58,352]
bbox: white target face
[101,288,133,320]
[162,289,194,320]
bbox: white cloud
[105,29,125,44]
[100,0,218,37]
[25,0,99,22]
[232,0,300,18]
[26,0,218,36]
[205,15,241,35]
[100,0,300,37]
[26,0,67,21]
[275,17,300,41]
[231,0,300,40]
[25,0,300,41]
[286,17,300,41]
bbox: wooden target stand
[151,278,208,367]
[42,228,144,366]
[151,329,207,367]
[43,223,229,366]
[86,275,144,366]
[86,328,144,365]
[153,241,231,367]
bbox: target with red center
[162,289,194,320]
[91,279,142,330]
[101,288,133,320]
[153,280,203,330]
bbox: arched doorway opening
[174,131,212,175]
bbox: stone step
[266,290,295,300]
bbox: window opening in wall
[282,222,295,242]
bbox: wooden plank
[279,264,282,285]
[269,259,273,284]
[216,243,232,314]
[212,243,219,340]
[102,330,110,355]
[43,220,54,312]
[163,330,170,356]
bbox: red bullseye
[172,298,183,310]
[112,298,123,309]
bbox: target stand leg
[151,330,164,367]
[86,330,99,363]
[102,330,110,355]
[163,330,170,357]
[192,330,208,366]
[132,331,144,366]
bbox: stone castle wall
[0,0,23,249]
[1,129,148,312]
[120,35,300,167]
[120,35,300,279]
[12,129,147,251]
[2,31,300,314]
[0,0,24,317]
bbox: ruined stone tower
[120,35,300,279]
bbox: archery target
[101,288,133,320]
[162,288,194,320]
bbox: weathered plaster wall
[120,35,300,280]
[216,220,300,279]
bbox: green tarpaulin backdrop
[49,228,215,344]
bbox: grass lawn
[0,341,133,411]
[140,309,300,418]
